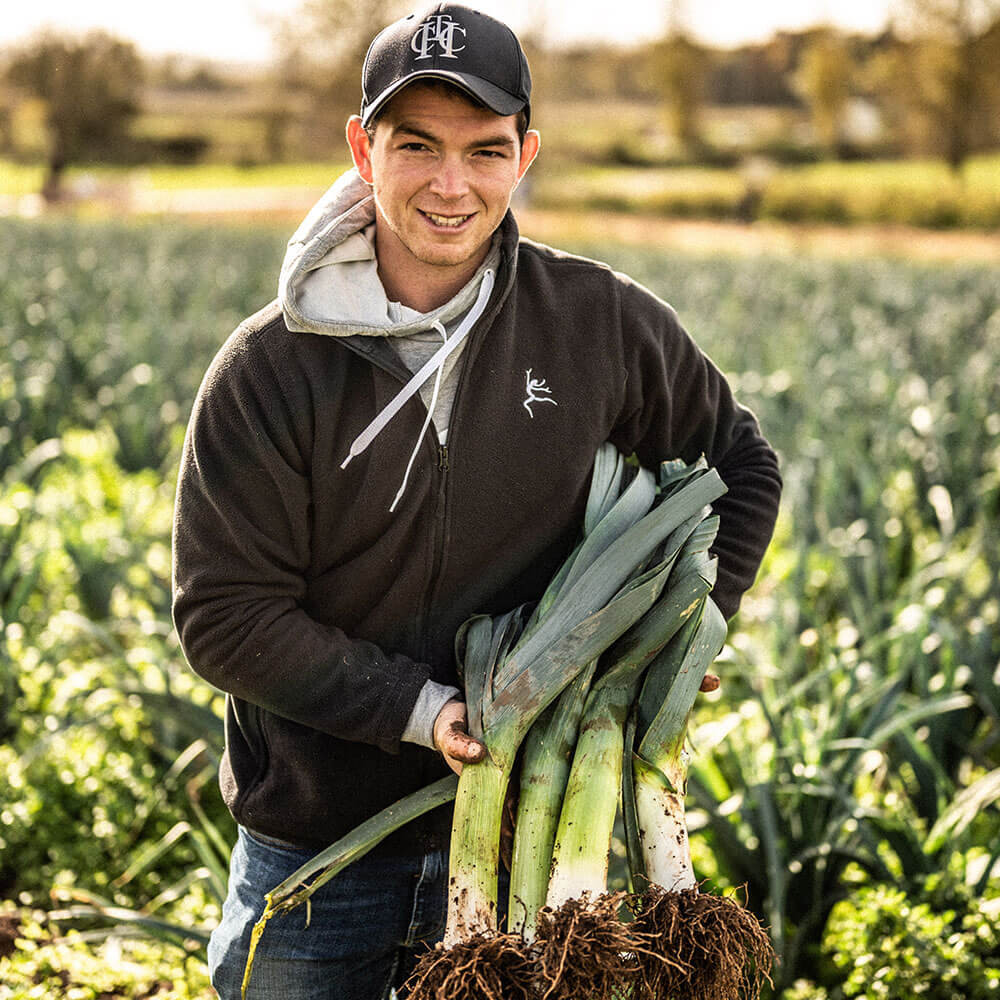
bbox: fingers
[433,700,486,776]
[442,720,486,764]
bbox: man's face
[347,84,539,291]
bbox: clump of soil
[628,884,774,1000]
[530,891,644,1000]
[405,930,536,1000]
[405,885,773,1000]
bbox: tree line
[2,0,999,199]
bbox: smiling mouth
[421,210,473,228]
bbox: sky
[1,0,897,64]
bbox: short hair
[364,78,529,147]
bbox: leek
[507,661,596,938]
[242,447,750,1000]
[241,775,459,997]
[441,447,727,947]
[520,502,720,1000]
[509,458,720,930]
[623,591,775,1000]
[411,449,728,999]
[544,509,717,909]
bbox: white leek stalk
[623,589,774,1000]
[624,519,726,890]
[444,450,726,945]
[546,505,720,910]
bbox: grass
[0,160,350,195]
[759,156,1000,228]
[529,162,746,218]
[126,162,351,190]
[4,152,999,229]
[0,161,48,197]
[531,153,1000,229]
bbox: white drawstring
[389,322,447,512]
[339,269,495,510]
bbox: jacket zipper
[342,274,506,666]
[417,431,450,664]
[341,346,452,666]
[416,280,508,665]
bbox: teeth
[425,212,469,227]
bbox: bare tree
[794,29,854,155]
[269,0,409,156]
[6,31,144,200]
[879,0,1000,168]
[651,30,710,154]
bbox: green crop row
[1,218,998,997]
[0,218,286,474]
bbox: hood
[278,167,498,339]
[280,168,512,513]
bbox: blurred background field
[1,213,997,998]
[2,0,1000,231]
[1,1,999,997]
[6,147,1000,230]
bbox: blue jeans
[209,827,450,1000]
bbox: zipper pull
[438,444,449,472]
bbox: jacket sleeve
[610,276,782,621]
[171,323,430,755]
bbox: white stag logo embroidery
[523,369,557,418]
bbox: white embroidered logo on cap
[411,14,467,60]
[523,369,557,418]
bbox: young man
[171,4,782,998]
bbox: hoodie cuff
[401,680,462,750]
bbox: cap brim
[361,70,526,127]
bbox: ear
[346,116,375,184]
[515,129,541,185]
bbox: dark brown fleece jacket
[171,213,781,850]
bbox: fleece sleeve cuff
[400,679,462,750]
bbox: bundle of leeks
[242,445,771,1000]
[457,456,773,1000]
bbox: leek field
[1,217,998,998]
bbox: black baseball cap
[360,3,532,128]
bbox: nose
[428,155,470,201]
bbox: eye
[400,141,430,152]
[474,149,506,159]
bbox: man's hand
[433,700,487,776]
[432,702,516,863]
